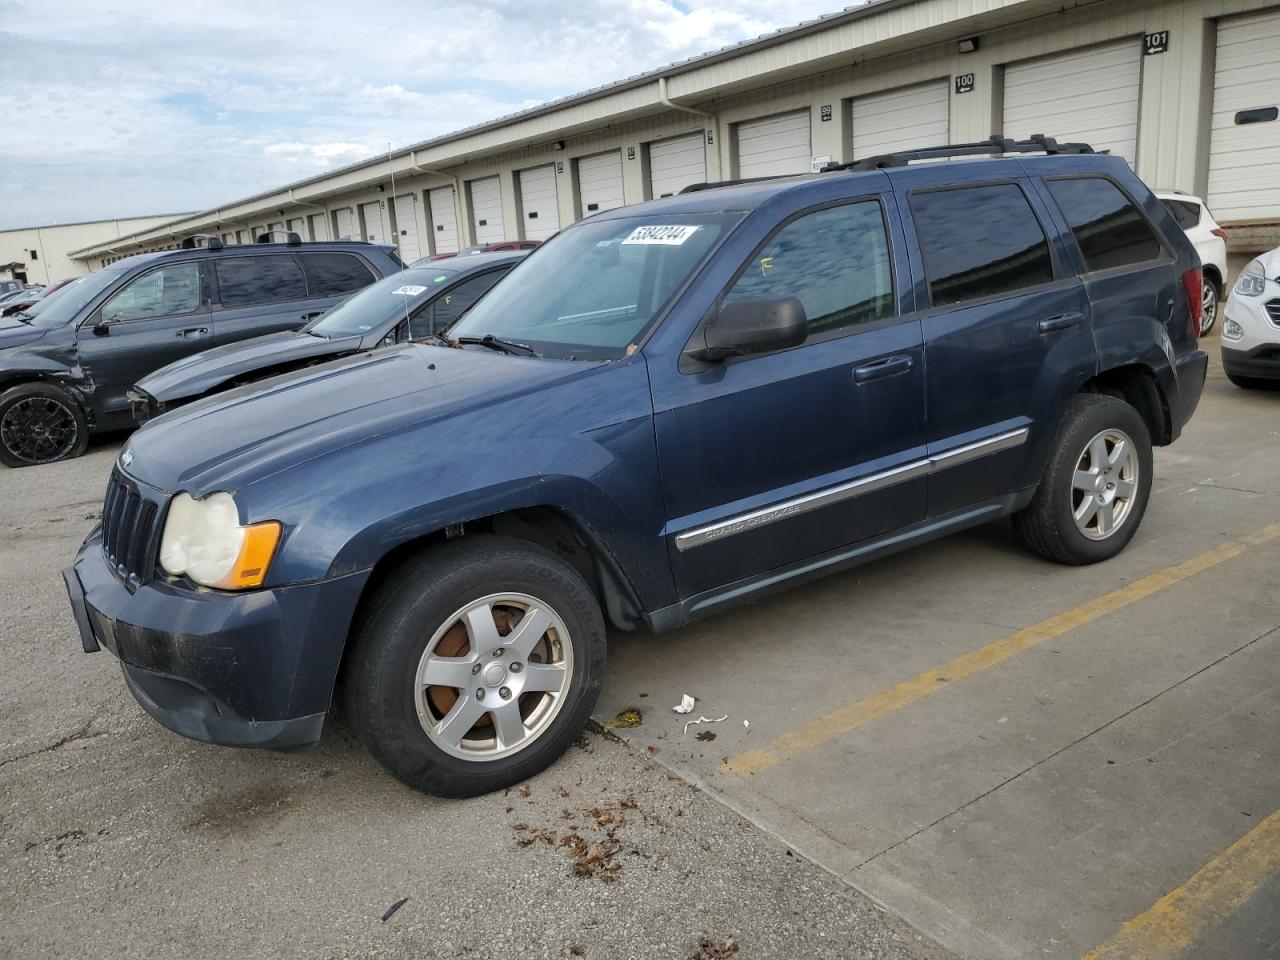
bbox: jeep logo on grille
[120,449,133,467]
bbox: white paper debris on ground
[673,694,696,714]
[684,714,729,736]
[743,720,750,730]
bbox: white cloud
[0,0,848,227]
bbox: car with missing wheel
[65,137,1207,797]
[128,251,525,421]
[0,235,402,467]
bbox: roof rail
[678,174,795,195]
[180,234,224,250]
[254,230,303,245]
[825,134,1098,172]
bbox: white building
[71,0,1280,269]
[1,214,191,284]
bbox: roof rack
[179,234,224,250]
[679,174,792,195]
[826,134,1098,172]
[254,230,303,245]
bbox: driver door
[77,260,212,427]
[649,196,929,597]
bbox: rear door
[210,254,329,345]
[892,165,1094,516]
[76,259,212,423]
[650,191,928,596]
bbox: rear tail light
[1183,267,1203,342]
[1212,228,1229,241]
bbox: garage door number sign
[954,73,975,95]
[1144,31,1169,56]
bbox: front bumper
[1221,344,1280,381]
[65,526,369,751]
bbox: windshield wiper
[11,311,33,324]
[456,334,540,357]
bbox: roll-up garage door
[736,110,811,178]
[1003,39,1141,165]
[393,194,422,262]
[286,217,304,237]
[428,186,459,253]
[360,202,384,243]
[469,176,504,243]
[518,165,560,240]
[577,151,625,215]
[268,221,284,236]
[852,80,950,159]
[1208,9,1280,222]
[308,213,329,241]
[648,132,707,198]
[334,208,354,240]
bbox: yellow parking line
[723,522,1280,776]
[1082,808,1280,960]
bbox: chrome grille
[101,470,165,587]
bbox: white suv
[1157,191,1228,335]
[1221,247,1280,389]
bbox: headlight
[159,491,281,589]
[1235,260,1268,297]
[1222,317,1245,340]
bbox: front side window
[450,212,739,360]
[723,200,894,336]
[910,183,1054,306]
[1046,178,1163,272]
[214,255,308,308]
[101,262,201,323]
[300,253,376,297]
[414,270,507,339]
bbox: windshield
[29,268,130,328]
[306,268,454,338]
[448,212,740,359]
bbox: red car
[416,240,540,263]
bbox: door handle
[853,354,913,383]
[1038,312,1083,334]
[176,327,209,339]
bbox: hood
[122,343,594,493]
[1255,248,1280,278]
[0,317,48,351]
[135,329,361,402]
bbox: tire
[1013,394,1153,565]
[0,382,90,468]
[1200,281,1218,337]
[1226,372,1280,391]
[344,535,606,797]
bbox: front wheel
[0,382,90,468]
[345,535,606,797]
[1013,394,1153,565]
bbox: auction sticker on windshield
[622,225,701,245]
[391,285,428,296]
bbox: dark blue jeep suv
[65,138,1208,796]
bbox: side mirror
[688,296,807,362]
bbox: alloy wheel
[414,593,573,761]
[0,396,79,465]
[1071,428,1140,541]
[1200,283,1218,336]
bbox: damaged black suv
[0,234,402,467]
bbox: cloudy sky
[0,0,849,229]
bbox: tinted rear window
[215,255,307,308]
[909,183,1054,306]
[1046,178,1163,272]
[300,253,376,297]
[1161,198,1201,230]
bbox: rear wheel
[1013,394,1153,565]
[345,535,605,797]
[1200,281,1218,336]
[0,382,89,468]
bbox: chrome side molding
[673,427,1029,551]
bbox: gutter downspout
[409,149,468,249]
[658,76,722,181]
